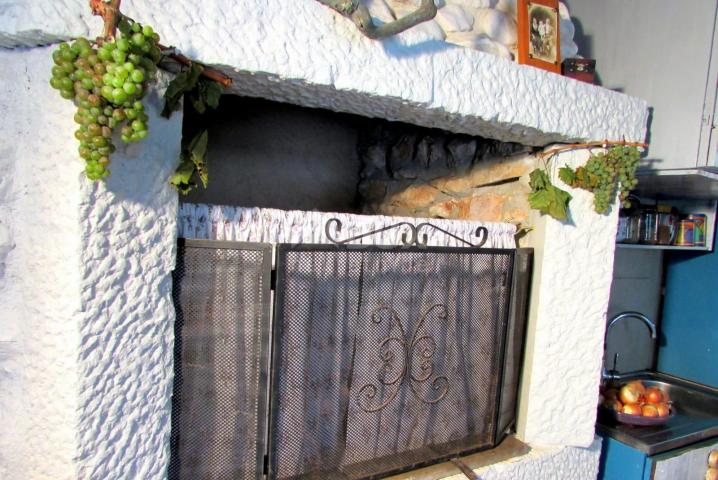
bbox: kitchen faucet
[601,311,657,383]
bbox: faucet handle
[612,352,619,373]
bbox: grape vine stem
[538,140,648,162]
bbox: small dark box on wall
[562,58,596,84]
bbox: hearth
[168,221,532,479]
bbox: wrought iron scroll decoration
[325,218,488,248]
[357,304,451,413]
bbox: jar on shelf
[640,206,659,245]
[675,217,696,246]
[617,200,641,244]
[656,204,677,245]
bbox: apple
[655,402,671,417]
[645,387,664,404]
[622,403,642,416]
[604,399,623,412]
[706,467,718,480]
[642,404,659,417]
[604,388,619,401]
[619,384,643,405]
[708,449,718,468]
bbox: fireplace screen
[169,237,532,480]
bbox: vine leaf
[162,62,204,118]
[170,130,209,194]
[528,168,572,221]
[558,165,576,186]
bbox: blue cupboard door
[598,437,649,480]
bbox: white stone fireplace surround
[0,1,648,479]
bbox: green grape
[112,108,126,122]
[116,38,130,52]
[97,48,112,62]
[131,22,141,34]
[50,77,63,90]
[97,115,108,126]
[60,89,74,99]
[123,82,136,95]
[88,123,101,136]
[111,49,127,64]
[101,85,114,101]
[121,125,133,137]
[52,65,67,77]
[112,88,128,104]
[131,32,146,47]
[131,119,145,132]
[130,69,144,83]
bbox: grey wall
[606,248,664,374]
[183,96,366,212]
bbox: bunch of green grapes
[570,146,640,213]
[49,19,161,180]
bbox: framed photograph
[517,0,561,73]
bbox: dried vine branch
[538,140,648,161]
[315,0,438,39]
[158,47,232,87]
[90,0,122,39]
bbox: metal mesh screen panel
[269,246,514,480]
[168,240,271,480]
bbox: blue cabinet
[599,436,652,480]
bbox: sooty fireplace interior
[168,222,532,480]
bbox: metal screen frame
[169,239,273,480]
[267,243,519,480]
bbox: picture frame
[517,0,561,73]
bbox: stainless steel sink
[596,371,718,455]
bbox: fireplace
[169,222,532,479]
[0,1,649,478]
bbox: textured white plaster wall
[74,75,182,478]
[0,46,182,479]
[0,46,84,480]
[0,0,648,146]
[517,149,619,447]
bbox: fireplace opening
[169,93,538,479]
[180,95,535,224]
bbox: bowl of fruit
[599,380,674,426]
